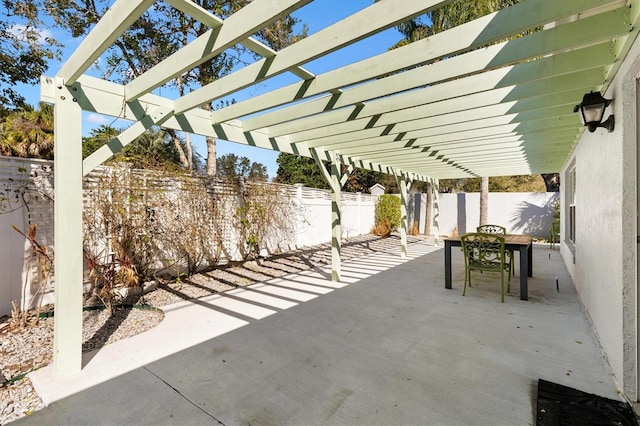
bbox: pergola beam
[212,0,607,125]
[244,9,625,132]
[267,44,611,139]
[172,0,456,116]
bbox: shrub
[371,219,392,237]
[234,181,298,260]
[408,221,419,236]
[374,194,401,233]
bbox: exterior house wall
[560,33,640,398]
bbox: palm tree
[1,103,54,159]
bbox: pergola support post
[52,80,84,376]
[311,149,353,282]
[394,171,412,258]
[329,161,342,281]
[431,178,441,247]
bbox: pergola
[41,0,640,376]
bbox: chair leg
[463,271,467,296]
[500,271,504,303]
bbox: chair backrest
[461,232,506,267]
[477,224,507,235]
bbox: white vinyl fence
[0,156,558,317]
[428,192,559,238]
[0,157,379,316]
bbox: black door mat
[536,379,638,426]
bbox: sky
[16,0,404,180]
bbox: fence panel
[1,156,560,317]
[0,157,380,316]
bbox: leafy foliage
[12,0,307,175]
[275,153,394,193]
[82,125,198,171]
[373,195,401,236]
[216,153,268,182]
[387,0,524,49]
[0,3,61,109]
[439,175,546,193]
[274,153,329,190]
[233,182,297,260]
[0,103,54,159]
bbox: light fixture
[573,91,615,133]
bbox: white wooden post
[52,79,84,376]
[431,178,440,247]
[310,149,353,282]
[394,171,411,258]
[329,160,342,281]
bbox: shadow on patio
[25,241,619,425]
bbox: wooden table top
[444,234,532,245]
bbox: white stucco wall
[561,34,640,398]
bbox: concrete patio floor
[20,240,621,425]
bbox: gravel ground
[0,233,423,424]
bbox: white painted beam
[175,0,454,115]
[125,0,312,101]
[244,10,625,131]
[211,0,609,125]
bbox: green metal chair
[461,233,512,302]
[477,224,514,275]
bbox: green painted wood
[52,80,84,376]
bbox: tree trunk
[184,132,194,171]
[206,135,216,176]
[171,75,192,171]
[479,176,489,226]
[201,102,217,176]
[168,129,190,170]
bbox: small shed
[369,184,385,196]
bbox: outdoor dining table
[444,234,534,300]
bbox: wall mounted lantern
[573,91,615,133]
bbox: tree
[439,175,546,193]
[82,125,196,170]
[0,103,54,159]
[216,153,267,182]
[0,4,61,109]
[479,177,489,225]
[274,153,329,190]
[15,1,306,174]
[274,152,395,193]
[541,173,560,192]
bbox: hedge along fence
[0,157,380,317]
